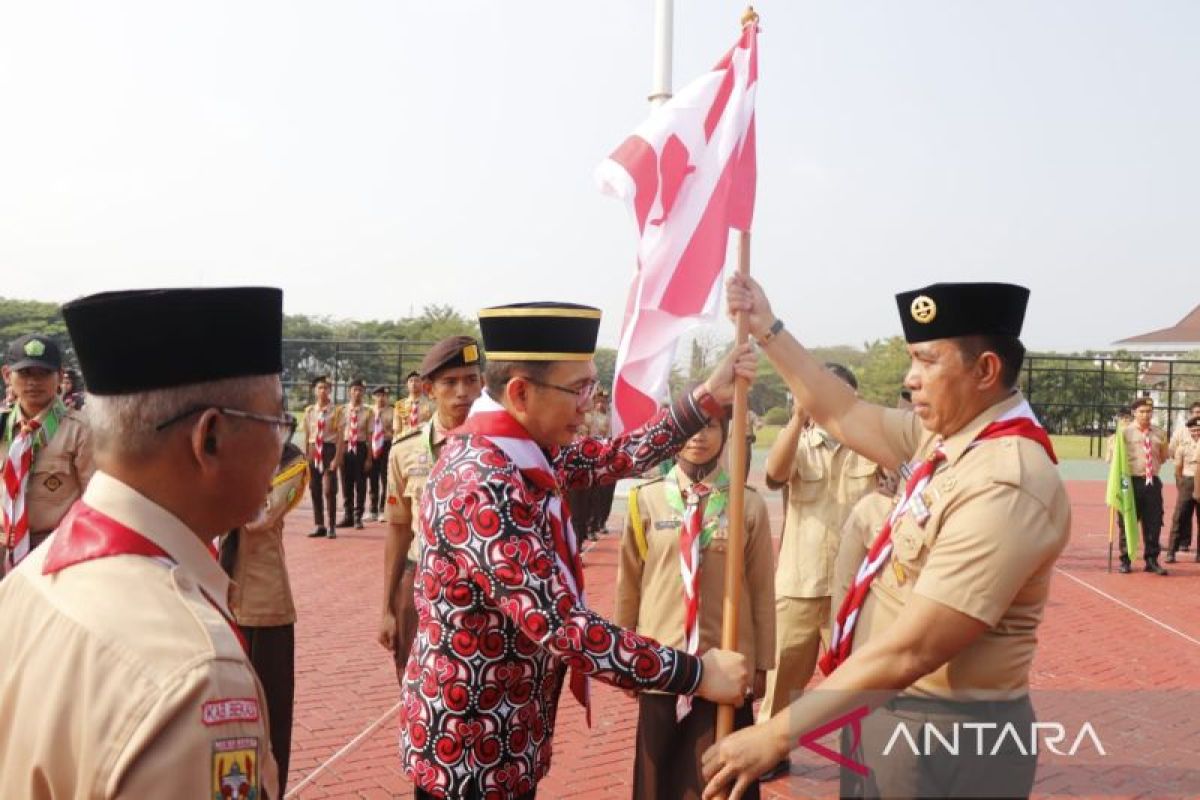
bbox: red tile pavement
[280,479,1200,799]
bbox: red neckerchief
[42,501,247,653]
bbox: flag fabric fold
[597,21,759,434]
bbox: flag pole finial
[741,6,759,27]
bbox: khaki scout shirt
[226,461,308,628]
[776,424,876,599]
[830,490,894,615]
[615,471,776,674]
[1169,431,1199,479]
[302,402,342,446]
[1,401,94,538]
[371,402,395,447]
[385,416,450,562]
[392,396,431,438]
[856,392,1071,700]
[0,472,278,799]
[1121,423,1169,478]
[340,402,374,446]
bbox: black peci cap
[63,287,283,395]
[894,283,1029,344]
[478,302,601,362]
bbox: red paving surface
[280,479,1200,799]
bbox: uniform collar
[81,471,233,615]
[802,422,839,450]
[933,390,1025,466]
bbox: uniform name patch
[654,518,682,530]
[202,698,260,726]
[212,736,260,799]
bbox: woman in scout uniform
[221,441,309,796]
[1,334,94,573]
[379,336,482,683]
[616,412,776,800]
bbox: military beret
[478,302,600,362]
[5,334,62,371]
[419,336,481,378]
[63,287,283,395]
[1186,416,1200,430]
[894,283,1029,344]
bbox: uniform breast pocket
[793,451,826,504]
[32,454,72,492]
[890,515,941,576]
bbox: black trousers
[1168,475,1198,552]
[368,441,391,516]
[340,442,369,521]
[309,443,338,529]
[240,624,295,798]
[566,486,591,547]
[589,483,616,533]
[1119,476,1164,564]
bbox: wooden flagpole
[716,229,753,740]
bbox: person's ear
[974,351,1004,392]
[190,408,223,467]
[505,376,529,412]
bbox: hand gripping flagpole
[716,6,760,744]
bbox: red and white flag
[597,20,758,434]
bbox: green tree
[857,337,911,405]
[0,297,72,363]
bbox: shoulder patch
[212,737,261,799]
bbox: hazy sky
[2,1,1197,352]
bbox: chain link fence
[282,339,437,410]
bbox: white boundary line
[285,698,403,798]
[1054,567,1200,648]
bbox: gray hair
[85,375,280,458]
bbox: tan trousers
[758,595,830,720]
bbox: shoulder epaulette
[393,428,422,446]
[634,475,666,490]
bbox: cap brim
[7,358,60,372]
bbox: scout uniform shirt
[1169,430,1198,479]
[227,458,308,628]
[1121,423,1169,478]
[616,469,776,677]
[777,423,876,599]
[1,399,94,546]
[857,392,1070,700]
[0,471,278,799]
[392,395,430,438]
[302,402,342,452]
[384,415,449,562]
[340,402,374,448]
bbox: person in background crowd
[367,385,394,522]
[337,378,373,530]
[379,336,482,683]
[1167,401,1200,553]
[1116,397,1170,575]
[60,368,86,410]
[220,441,307,796]
[1,334,94,575]
[755,362,875,782]
[393,370,430,436]
[1167,415,1200,563]
[303,375,344,539]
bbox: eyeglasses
[155,406,298,447]
[519,376,599,407]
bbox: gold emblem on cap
[24,339,46,358]
[910,296,937,324]
[462,344,479,363]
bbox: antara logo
[883,721,1106,758]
